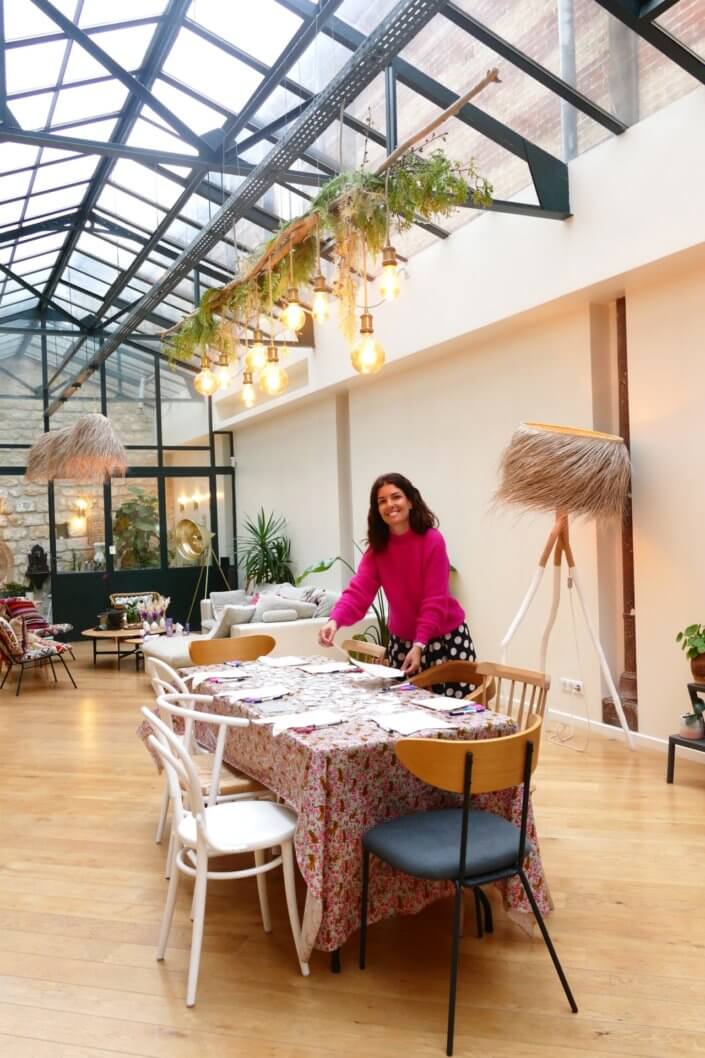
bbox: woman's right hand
[318,619,338,647]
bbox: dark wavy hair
[367,473,438,553]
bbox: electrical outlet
[560,677,584,694]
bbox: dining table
[177,657,554,965]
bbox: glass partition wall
[0,325,235,635]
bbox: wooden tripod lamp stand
[497,423,635,750]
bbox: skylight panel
[79,0,168,25]
[127,115,199,156]
[65,266,111,298]
[32,156,99,194]
[294,32,350,94]
[55,283,102,312]
[163,27,263,112]
[4,0,73,41]
[16,267,53,289]
[71,247,120,282]
[152,77,225,135]
[336,0,398,34]
[5,41,67,95]
[24,183,89,220]
[63,24,157,82]
[12,233,65,262]
[0,201,25,228]
[50,77,129,127]
[13,251,60,274]
[187,0,302,65]
[0,171,32,203]
[0,142,42,173]
[97,185,165,231]
[10,95,53,131]
[0,297,37,318]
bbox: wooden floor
[0,644,704,1058]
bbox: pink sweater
[330,528,465,645]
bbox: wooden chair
[143,703,309,1006]
[359,714,576,1054]
[188,633,275,665]
[339,638,387,665]
[412,660,549,729]
[411,659,494,705]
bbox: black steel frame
[358,739,578,1056]
[0,645,77,696]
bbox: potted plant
[676,623,705,680]
[237,509,294,591]
[679,685,705,740]
[0,580,27,599]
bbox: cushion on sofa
[210,604,255,638]
[261,608,298,623]
[210,589,250,617]
[253,593,316,622]
[276,583,309,602]
[312,590,340,618]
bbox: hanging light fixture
[213,349,234,388]
[260,262,289,396]
[351,241,385,375]
[248,325,267,371]
[379,175,401,301]
[193,348,219,396]
[281,249,306,333]
[311,218,330,323]
[241,368,256,407]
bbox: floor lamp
[497,423,635,750]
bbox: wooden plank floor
[0,643,704,1058]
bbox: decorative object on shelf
[679,710,705,740]
[26,413,127,483]
[25,545,50,591]
[92,541,106,571]
[162,70,499,406]
[175,518,206,563]
[238,508,294,592]
[676,623,705,681]
[497,422,635,749]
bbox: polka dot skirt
[387,623,477,697]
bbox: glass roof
[0,0,703,372]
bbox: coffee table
[81,627,162,670]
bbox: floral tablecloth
[177,660,553,960]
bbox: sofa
[141,583,376,669]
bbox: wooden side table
[666,682,705,783]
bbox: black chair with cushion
[359,714,577,1055]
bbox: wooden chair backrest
[472,662,549,729]
[188,633,276,665]
[410,660,495,703]
[396,713,543,795]
[340,638,387,664]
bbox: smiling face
[376,481,412,534]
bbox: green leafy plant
[112,486,160,570]
[296,547,389,648]
[238,509,294,590]
[676,624,705,659]
[0,580,27,597]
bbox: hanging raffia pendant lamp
[26,413,128,483]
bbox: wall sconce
[178,494,189,512]
[70,497,88,535]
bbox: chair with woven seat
[145,661,270,872]
[143,700,309,1006]
[359,714,576,1055]
[0,596,75,658]
[188,632,275,665]
[0,615,77,696]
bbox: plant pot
[690,655,705,681]
[679,713,705,740]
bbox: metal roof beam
[236,100,313,153]
[593,0,705,83]
[0,263,80,324]
[48,0,451,415]
[442,3,627,134]
[0,0,20,127]
[3,14,160,50]
[0,213,81,245]
[638,0,682,19]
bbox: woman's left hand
[401,644,423,676]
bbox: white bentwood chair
[143,699,309,1006]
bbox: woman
[318,473,475,696]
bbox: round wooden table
[81,627,163,670]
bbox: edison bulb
[248,337,267,370]
[351,334,385,375]
[379,262,400,300]
[282,288,306,332]
[241,379,256,407]
[213,361,234,388]
[259,360,288,396]
[312,288,329,323]
[194,366,219,396]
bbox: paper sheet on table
[352,658,405,679]
[252,708,343,735]
[414,695,467,712]
[215,683,289,703]
[258,655,307,667]
[298,661,358,675]
[187,669,249,689]
[370,709,453,734]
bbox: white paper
[258,655,307,667]
[251,708,343,734]
[187,669,249,689]
[353,658,405,679]
[414,695,463,712]
[215,683,290,702]
[370,709,453,734]
[298,661,358,675]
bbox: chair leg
[281,840,309,976]
[57,651,77,688]
[446,883,464,1057]
[15,662,24,696]
[359,847,370,970]
[165,828,175,880]
[155,781,170,845]
[473,888,483,939]
[476,886,493,934]
[0,662,10,690]
[156,849,181,962]
[518,869,578,1013]
[48,657,58,681]
[186,850,209,1007]
[254,848,272,933]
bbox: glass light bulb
[351,334,385,375]
[249,341,267,370]
[259,361,288,396]
[282,298,306,333]
[194,366,219,396]
[379,262,400,300]
[312,289,330,323]
[241,381,256,407]
[213,362,234,388]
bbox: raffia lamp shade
[26,413,128,483]
[496,422,630,521]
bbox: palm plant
[238,509,294,590]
